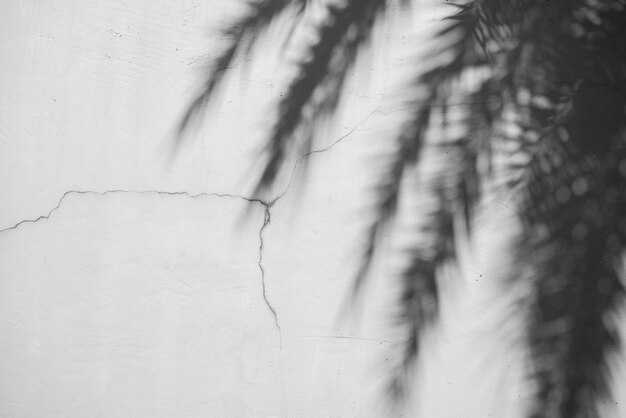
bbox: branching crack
[253,107,379,340]
[0,188,286,342]
[0,105,379,347]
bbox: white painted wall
[1,1,623,417]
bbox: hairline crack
[0,105,380,348]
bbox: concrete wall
[2,1,623,417]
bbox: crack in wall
[271,106,381,203]
[251,107,380,340]
[0,188,284,338]
[0,189,266,233]
[257,202,282,344]
[0,106,379,345]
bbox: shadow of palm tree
[177,1,626,416]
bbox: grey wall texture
[1,1,625,417]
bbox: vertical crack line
[258,202,282,347]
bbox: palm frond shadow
[176,0,626,416]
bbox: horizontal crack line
[0,189,267,233]
[1,102,378,234]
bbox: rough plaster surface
[2,1,624,417]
